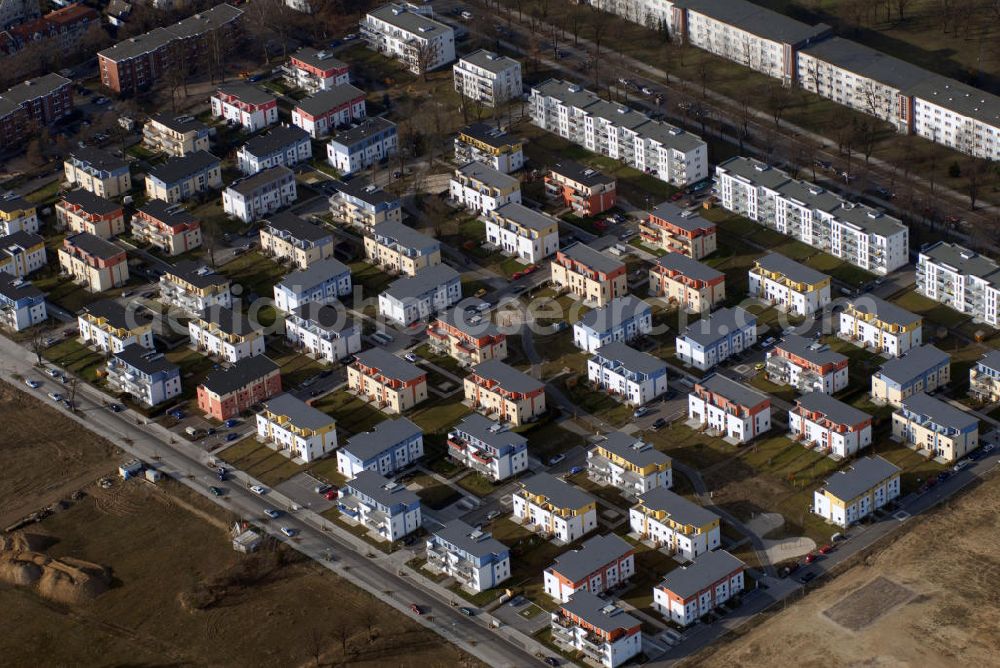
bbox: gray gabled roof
[68,147,127,172]
[877,345,950,385]
[195,305,262,337]
[342,417,422,461]
[820,456,900,502]
[264,211,330,243]
[458,49,520,74]
[81,299,131,329]
[292,302,354,333]
[64,232,121,260]
[754,252,829,285]
[383,264,459,301]
[147,150,219,185]
[977,350,1000,374]
[346,469,419,508]
[199,355,280,395]
[112,343,178,376]
[369,220,438,254]
[470,359,543,394]
[559,591,641,634]
[636,486,719,527]
[241,125,310,157]
[262,392,335,431]
[593,342,667,375]
[845,294,920,328]
[0,73,71,111]
[773,335,847,368]
[432,519,508,558]
[547,534,634,583]
[519,472,595,510]
[794,391,870,427]
[454,161,519,191]
[906,76,1000,128]
[679,306,756,347]
[98,27,175,63]
[492,202,557,232]
[655,252,724,284]
[899,392,978,431]
[800,37,934,93]
[449,413,526,452]
[577,296,651,333]
[60,189,122,216]
[696,373,769,409]
[559,241,624,276]
[295,83,366,116]
[656,549,745,599]
[226,165,293,196]
[277,257,349,293]
[649,201,716,233]
[673,0,829,46]
[138,199,198,228]
[166,3,242,39]
[594,432,670,469]
[354,348,425,382]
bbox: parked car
[544,658,560,666]
[250,485,266,495]
[568,466,583,475]
[46,368,61,379]
[641,86,654,95]
[818,544,833,555]
[280,527,297,537]
[548,454,566,466]
[633,406,651,418]
[209,486,225,496]
[48,392,63,402]
[404,352,419,362]
[651,417,667,431]
[24,378,41,389]
[324,488,339,501]
[315,483,333,495]
[798,571,817,584]
[226,433,240,442]
[486,510,501,521]
[410,603,423,615]
[109,403,125,412]
[224,418,240,428]
[459,607,475,616]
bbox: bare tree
[336,620,355,657]
[309,628,324,667]
[765,84,791,128]
[894,0,915,21]
[359,605,379,642]
[414,40,437,82]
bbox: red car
[324,488,339,501]
[511,271,523,280]
[818,544,833,555]
[804,553,816,564]
[410,603,423,615]
[524,264,538,275]
[670,192,684,201]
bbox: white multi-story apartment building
[260,212,335,270]
[675,306,757,371]
[464,360,546,426]
[453,49,522,107]
[291,83,367,139]
[454,123,525,174]
[512,472,597,544]
[144,151,222,205]
[142,113,211,158]
[813,456,900,528]
[378,263,461,326]
[588,432,671,499]
[63,148,132,199]
[364,220,441,277]
[749,252,831,316]
[970,350,1000,404]
[426,519,510,593]
[446,413,528,481]
[284,302,362,363]
[105,344,181,408]
[256,393,338,463]
[360,3,455,75]
[550,592,642,668]
[543,534,635,603]
[916,241,1000,329]
[483,202,559,264]
[326,117,398,176]
[222,166,297,224]
[653,550,746,628]
[449,161,521,215]
[0,274,46,331]
[629,486,721,561]
[765,335,849,394]
[210,82,279,132]
[649,252,726,314]
[587,342,669,406]
[338,470,422,542]
[236,125,312,175]
[347,348,428,414]
[0,196,39,236]
[908,78,1000,161]
[158,261,231,316]
[839,294,923,357]
[573,295,653,354]
[273,257,352,313]
[891,393,979,464]
[282,47,350,93]
[188,306,266,363]
[78,299,153,354]
[329,178,403,229]
[789,392,873,459]
[336,416,424,479]
[871,344,951,407]
[687,373,771,444]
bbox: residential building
[259,211,335,270]
[347,348,428,414]
[197,355,282,421]
[839,294,923,357]
[292,83,366,139]
[236,125,312,175]
[142,113,211,157]
[145,151,222,204]
[675,306,757,371]
[641,201,717,259]
[0,0,38,28]
[131,199,202,256]
[916,241,1000,328]
[788,392,872,459]
[544,534,635,603]
[360,3,456,75]
[222,166,297,223]
[544,161,616,217]
[629,486,721,560]
[328,178,402,229]
[428,306,507,367]
[588,432,672,498]
[550,592,642,668]
[587,343,669,406]
[336,416,424,478]
[105,344,181,408]
[256,393,338,463]
[512,472,598,543]
[188,306,265,363]
[337,470,422,542]
[765,334,849,394]
[908,77,1000,161]
[57,233,128,291]
[649,252,725,313]
[483,202,559,264]
[0,274,45,331]
[2,3,98,58]
[283,47,350,93]
[55,190,125,239]
[813,455,901,527]
[158,261,231,316]
[464,359,546,426]
[426,519,510,593]
[78,299,153,354]
[273,257,352,312]
[687,373,771,444]
[892,393,979,463]
[749,252,831,316]
[446,413,527,481]
[0,231,44,278]
[378,263,461,326]
[552,242,627,307]
[573,296,652,353]
[871,344,950,407]
[0,73,73,148]
[0,196,38,235]
[326,117,398,175]
[453,49,522,107]
[210,82,278,132]
[364,220,441,276]
[970,350,1000,404]
[654,550,746,627]
[454,122,524,173]
[63,148,131,198]
[449,161,521,215]
[284,302,362,363]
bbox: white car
[250,485,267,495]
[24,379,41,389]
[46,369,61,378]
[404,353,419,363]
[280,527,297,537]
[486,510,501,521]
[641,86,654,95]
[48,392,63,402]
[263,508,281,519]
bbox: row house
[573,295,652,354]
[145,151,222,204]
[364,220,441,277]
[428,306,507,367]
[0,274,46,331]
[0,73,73,148]
[284,302,362,363]
[273,257,352,313]
[2,3,97,57]
[197,355,282,422]
[292,83,366,139]
[454,122,524,174]
[63,148,131,199]
[453,49,522,107]
[142,113,211,158]
[260,211,334,270]
[78,299,153,354]
[675,306,757,371]
[0,196,38,235]
[765,334,849,394]
[449,161,521,215]
[649,252,725,313]
[426,519,510,593]
[970,350,1000,404]
[337,470,422,542]
[687,373,771,444]
[105,344,181,408]
[552,241,627,307]
[544,160,616,217]
[0,231,45,277]
[916,241,1000,329]
[347,348,428,414]
[839,294,923,357]
[328,178,402,229]
[629,486,721,560]
[464,359,546,426]
[749,252,831,316]
[57,232,127,291]
[188,306,265,363]
[544,534,635,603]
[256,393,338,463]
[159,261,230,316]
[654,550,746,627]
[131,199,202,256]
[56,190,124,239]
[360,3,455,75]
[588,432,672,498]
[446,413,527,481]
[871,344,950,407]
[789,392,872,459]
[484,202,559,264]
[326,117,398,175]
[813,455,900,527]
[587,342,669,407]
[283,47,350,93]
[237,125,312,175]
[378,263,461,327]
[513,472,598,544]
[337,416,424,480]
[210,82,278,132]
[892,393,979,463]
[222,165,297,223]
[641,201,717,259]
[551,592,642,668]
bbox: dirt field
[687,473,1000,668]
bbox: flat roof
[264,211,330,242]
[60,189,122,215]
[369,220,438,253]
[795,391,869,427]
[432,519,508,558]
[346,469,419,508]
[577,295,651,333]
[290,46,348,71]
[716,156,790,191]
[831,202,906,238]
[0,273,43,301]
[492,202,558,232]
[64,232,121,260]
[908,75,1000,128]
[296,83,366,116]
[800,37,933,92]
[195,305,262,336]
[920,241,1000,284]
[877,344,950,385]
[384,263,459,301]
[138,199,199,228]
[277,257,350,293]
[368,3,452,38]
[354,348,425,382]
[226,165,293,196]
[775,178,842,213]
[595,432,670,469]
[550,160,614,188]
[637,486,719,527]
[112,343,178,376]
[679,306,756,347]
[330,116,397,148]
[455,161,519,191]
[343,417,422,462]
[147,150,219,185]
[262,392,334,431]
[977,349,1000,374]
[696,373,769,409]
[520,472,595,509]
[68,147,127,172]
[754,252,829,285]
[199,355,279,395]
[330,178,399,207]
[649,201,716,233]
[560,590,640,634]
[459,49,520,74]
[846,294,920,328]
[548,534,634,582]
[674,0,830,46]
[458,122,520,149]
[594,342,667,375]
[821,455,900,502]
[656,549,745,599]
[0,195,33,215]
[655,252,724,283]
[149,112,209,135]
[450,413,526,451]
[164,260,229,289]
[435,305,501,338]
[900,392,979,431]
[471,359,543,394]
[292,302,354,333]
[215,81,276,106]
[773,335,847,368]
[241,124,310,157]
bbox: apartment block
[483,202,559,264]
[259,212,334,270]
[641,201,717,259]
[871,344,950,407]
[283,47,350,93]
[453,49,522,107]
[188,306,265,363]
[454,123,524,173]
[513,472,598,544]
[78,299,153,354]
[544,534,635,603]
[360,3,455,75]
[0,231,45,278]
[0,196,38,235]
[197,355,282,422]
[550,592,641,668]
[573,296,652,354]
[649,252,725,313]
[337,416,424,478]
[446,413,527,481]
[426,519,510,593]
[106,344,181,408]
[629,486,721,560]
[63,148,131,198]
[284,302,362,363]
[273,257,352,313]
[347,348,428,414]
[364,220,441,277]
[545,161,616,217]
[449,161,521,215]
[588,342,669,406]
[292,83,366,139]
[970,350,1000,404]
[892,393,979,463]
[688,373,771,444]
[839,294,923,357]
[326,117,398,175]
[0,73,73,148]
[131,200,202,256]
[464,359,545,426]
[552,241,627,307]
[210,82,278,132]
[588,432,671,498]
[428,306,507,367]
[337,470,422,542]
[789,392,872,459]
[328,178,402,229]
[916,241,1000,329]
[57,233,128,291]
[56,190,124,239]
[749,252,831,316]
[654,550,746,627]
[0,274,46,331]
[223,166,297,223]
[765,334,849,394]
[256,393,338,463]
[158,261,230,316]
[142,113,211,157]
[145,151,222,204]
[675,306,757,371]
[378,263,461,326]
[237,125,312,175]
[813,455,900,527]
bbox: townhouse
[916,241,1000,329]
[105,344,181,408]
[970,350,1000,404]
[688,373,771,444]
[55,190,125,239]
[765,334,849,394]
[0,231,45,278]
[159,261,231,316]
[453,49,522,107]
[813,455,901,527]
[0,196,38,235]
[196,355,282,422]
[454,122,524,173]
[464,359,546,426]
[347,348,428,414]
[256,393,337,463]
[588,342,669,407]
[675,306,757,371]
[364,220,441,277]
[649,252,725,313]
[789,392,872,459]
[550,592,642,668]
[654,550,746,627]
[337,470,422,542]
[336,416,424,478]
[551,241,627,307]
[63,148,131,198]
[188,306,265,363]
[378,263,461,326]
[142,113,211,158]
[0,274,46,331]
[446,413,527,481]
[282,47,350,93]
[284,302,362,363]
[78,299,153,354]
[513,472,598,543]
[892,393,979,463]
[0,73,73,148]
[428,306,507,367]
[292,83,367,139]
[629,486,721,560]
[259,211,335,270]
[328,178,403,229]
[210,82,278,132]
[236,125,312,175]
[273,257,352,313]
[484,202,559,264]
[57,233,128,291]
[145,151,222,204]
[588,432,672,498]
[449,161,521,215]
[544,534,635,603]
[326,117,398,175]
[426,519,510,593]
[360,3,455,75]
[131,199,202,256]
[573,295,652,354]
[839,294,923,357]
[871,344,951,407]
[641,201,717,259]
[749,252,831,316]
[223,166,297,223]
[544,161,616,217]
[530,79,709,186]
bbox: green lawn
[455,472,499,497]
[891,290,972,329]
[408,396,471,435]
[310,390,386,436]
[268,340,326,388]
[219,436,303,487]
[411,472,462,510]
[219,251,286,301]
[42,338,107,383]
[514,416,587,461]
[349,260,396,301]
[644,421,735,471]
[748,373,799,404]
[556,376,635,427]
[491,517,567,607]
[413,344,465,377]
